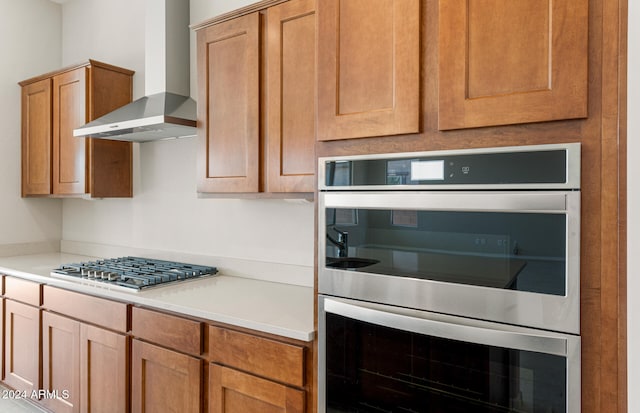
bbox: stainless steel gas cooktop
[51,256,218,291]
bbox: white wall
[628,1,639,410]
[59,0,315,269]
[0,0,63,253]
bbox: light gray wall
[628,0,639,410]
[58,0,314,267]
[0,0,63,251]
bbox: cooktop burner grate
[51,256,218,291]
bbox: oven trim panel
[318,142,581,191]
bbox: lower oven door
[318,295,581,413]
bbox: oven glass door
[318,191,580,333]
[319,296,581,413]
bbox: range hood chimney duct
[73,0,196,142]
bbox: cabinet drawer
[42,286,128,332]
[4,277,41,306]
[209,325,305,387]
[131,307,203,356]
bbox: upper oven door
[318,190,580,334]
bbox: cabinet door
[209,364,305,413]
[438,0,588,130]
[53,67,88,195]
[42,311,80,413]
[4,300,40,393]
[21,78,52,196]
[197,13,260,193]
[132,339,202,413]
[317,0,420,141]
[80,324,128,413]
[266,0,316,192]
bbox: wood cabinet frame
[315,1,629,413]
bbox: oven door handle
[321,191,577,213]
[323,297,571,357]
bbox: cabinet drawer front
[209,325,305,387]
[5,277,41,306]
[131,306,203,356]
[42,286,128,332]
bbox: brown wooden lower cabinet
[209,364,305,413]
[131,339,202,413]
[0,282,312,413]
[4,300,40,394]
[41,311,128,413]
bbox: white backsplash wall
[62,138,314,266]
[59,0,315,269]
[0,0,63,253]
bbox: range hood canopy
[73,0,195,142]
[73,92,196,142]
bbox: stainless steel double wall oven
[318,143,581,413]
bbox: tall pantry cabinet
[313,1,627,413]
[19,60,134,198]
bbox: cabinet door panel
[438,0,588,129]
[266,0,316,192]
[197,13,260,193]
[21,78,52,196]
[80,324,127,413]
[42,311,80,413]
[317,0,420,140]
[132,340,202,413]
[209,364,304,413]
[53,68,87,194]
[4,300,40,393]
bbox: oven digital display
[411,159,444,181]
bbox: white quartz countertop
[0,253,315,341]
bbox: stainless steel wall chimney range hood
[73,0,196,142]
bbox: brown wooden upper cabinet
[438,0,588,130]
[316,0,420,141]
[20,60,134,197]
[195,0,316,194]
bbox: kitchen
[0,0,636,412]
